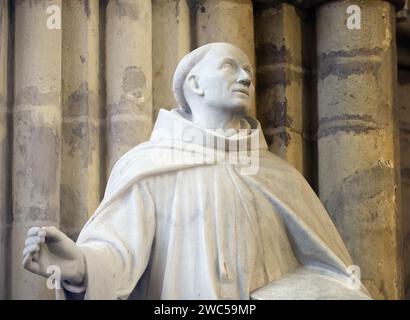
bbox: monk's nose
[236,77,251,87]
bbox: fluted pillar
[194,0,256,115]
[0,0,9,300]
[254,1,313,177]
[152,0,190,119]
[317,0,403,299]
[61,0,102,240]
[106,0,153,173]
[12,0,62,299]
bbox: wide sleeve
[64,180,156,300]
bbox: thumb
[42,226,65,242]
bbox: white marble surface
[251,266,370,300]
[22,43,371,300]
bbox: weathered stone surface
[397,0,410,42]
[317,0,403,299]
[152,0,190,120]
[397,1,410,68]
[11,0,62,299]
[257,0,406,10]
[106,0,153,173]
[397,67,410,299]
[254,2,313,179]
[61,0,102,240]
[0,0,9,300]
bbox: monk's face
[196,44,254,114]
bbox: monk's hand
[22,226,86,285]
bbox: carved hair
[172,42,234,114]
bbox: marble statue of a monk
[22,42,370,300]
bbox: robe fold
[61,108,368,300]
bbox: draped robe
[60,108,369,300]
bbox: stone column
[61,0,102,240]
[316,0,403,299]
[398,67,410,300]
[12,0,62,299]
[397,0,410,299]
[106,0,153,173]
[194,0,256,115]
[152,0,190,119]
[254,1,313,177]
[0,0,9,300]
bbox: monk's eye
[244,68,252,76]
[222,62,235,71]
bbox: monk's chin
[222,104,249,116]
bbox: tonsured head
[173,42,254,116]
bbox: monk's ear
[187,74,204,96]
